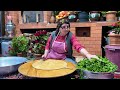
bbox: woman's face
[59,24,70,36]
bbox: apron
[46,32,67,60]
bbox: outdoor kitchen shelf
[19,21,116,29]
[18,11,117,30]
[19,23,57,29]
[19,22,93,30]
[96,21,117,26]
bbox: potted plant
[29,30,48,59]
[53,11,60,17]
[101,11,107,21]
[108,21,120,45]
[8,35,29,56]
[101,11,107,17]
[32,43,45,59]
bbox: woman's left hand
[86,53,99,60]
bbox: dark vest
[50,31,74,59]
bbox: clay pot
[106,11,117,22]
[17,53,23,57]
[49,15,56,23]
[108,34,120,45]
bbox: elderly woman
[42,18,98,64]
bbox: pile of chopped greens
[77,56,118,72]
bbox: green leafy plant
[101,11,108,17]
[77,56,118,73]
[8,45,17,56]
[117,11,120,17]
[53,11,61,17]
[32,43,45,54]
[110,21,120,34]
[29,30,48,54]
[8,35,29,56]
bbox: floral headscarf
[55,18,70,36]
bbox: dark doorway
[101,26,111,57]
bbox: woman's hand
[86,53,99,60]
[80,48,99,60]
[41,54,47,59]
[41,50,49,60]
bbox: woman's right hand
[41,54,47,59]
[41,50,49,60]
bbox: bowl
[81,69,114,79]
[0,57,28,75]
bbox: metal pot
[82,69,114,79]
[68,14,77,22]
[0,57,28,75]
[89,12,100,21]
[78,11,89,22]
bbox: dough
[32,59,67,70]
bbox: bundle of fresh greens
[77,56,118,72]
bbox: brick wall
[70,23,102,56]
[5,11,114,56]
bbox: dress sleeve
[71,34,84,53]
[45,35,52,50]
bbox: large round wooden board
[18,60,76,78]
